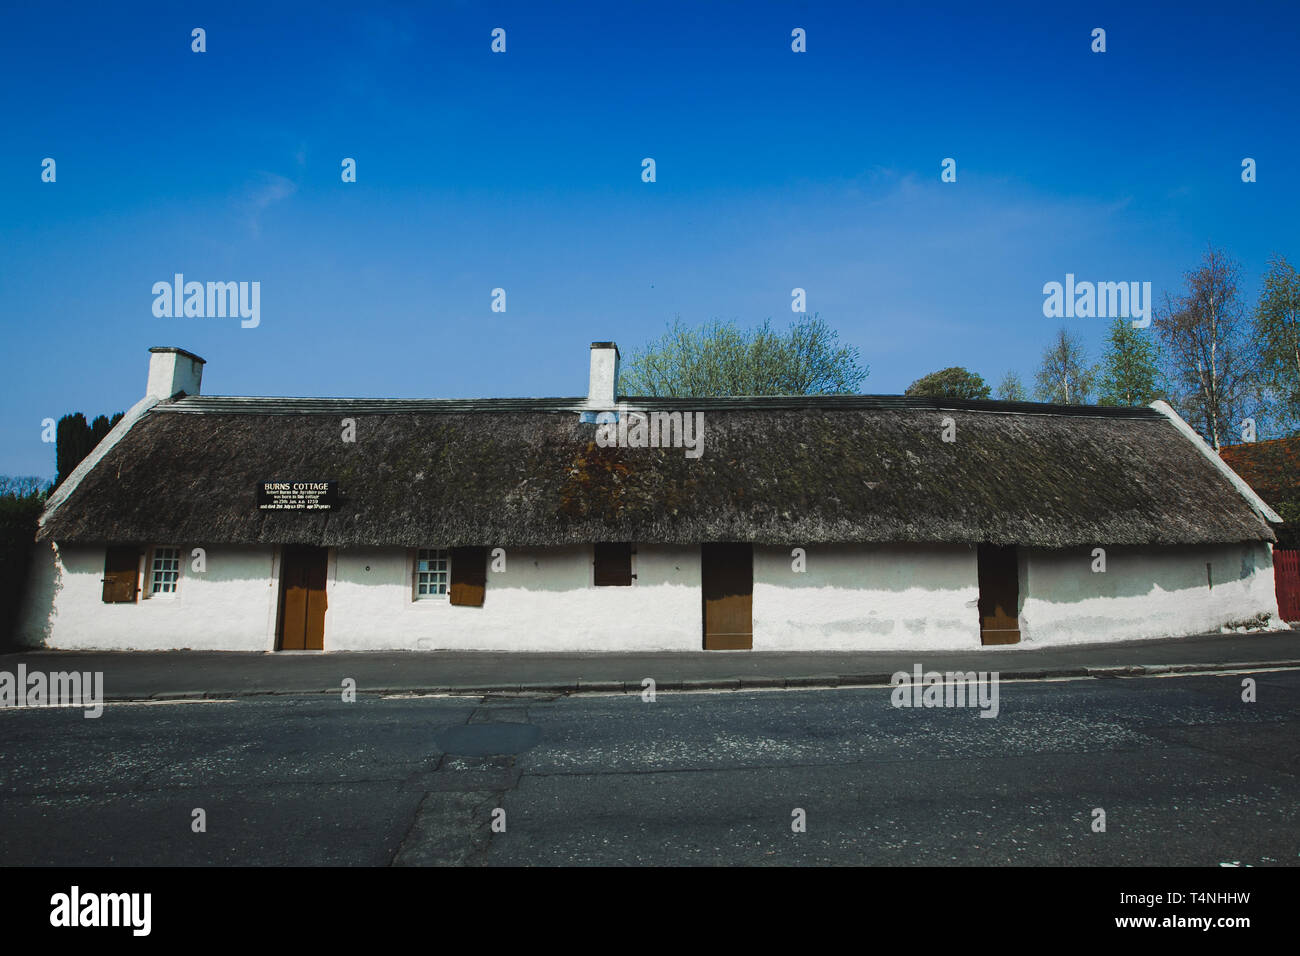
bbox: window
[416,549,450,599]
[594,542,634,586]
[148,547,181,596]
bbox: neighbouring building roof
[38,393,1277,549]
[1219,437,1300,511]
[1220,436,1299,549]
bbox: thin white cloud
[240,171,298,238]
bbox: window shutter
[594,543,633,587]
[102,546,141,603]
[449,546,487,606]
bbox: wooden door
[449,546,488,606]
[101,546,141,603]
[977,544,1020,645]
[278,545,328,650]
[702,543,753,649]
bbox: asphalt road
[2,670,1297,866]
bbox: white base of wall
[1019,542,1284,645]
[753,544,981,649]
[22,543,278,651]
[19,540,1283,652]
[329,545,701,652]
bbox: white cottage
[19,343,1286,652]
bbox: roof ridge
[152,394,1164,419]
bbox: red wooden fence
[1277,550,1300,622]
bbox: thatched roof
[39,394,1275,548]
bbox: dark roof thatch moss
[38,394,1274,548]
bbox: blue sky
[2,1,1298,478]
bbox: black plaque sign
[257,480,339,511]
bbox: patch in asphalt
[435,723,543,756]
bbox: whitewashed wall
[752,544,981,649]
[26,543,279,651]
[1019,542,1282,645]
[26,543,702,652]
[326,545,700,651]
[22,539,1282,652]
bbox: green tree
[1096,316,1161,406]
[904,367,991,399]
[995,372,1027,402]
[1034,329,1096,404]
[1254,253,1300,428]
[620,314,868,396]
[90,414,115,447]
[0,478,48,649]
[55,414,92,488]
[55,411,125,488]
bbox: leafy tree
[1154,246,1260,450]
[1254,253,1300,428]
[620,314,867,396]
[1097,315,1161,406]
[55,414,92,488]
[904,367,990,399]
[90,414,118,447]
[0,478,48,649]
[55,411,125,487]
[995,372,1027,402]
[1034,329,1096,404]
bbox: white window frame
[146,545,182,598]
[413,548,451,601]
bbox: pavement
[2,628,1298,699]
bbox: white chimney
[147,346,205,400]
[587,341,620,408]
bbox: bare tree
[995,371,1027,401]
[1154,246,1259,449]
[1034,329,1095,404]
[0,476,47,498]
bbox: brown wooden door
[449,546,488,606]
[101,546,141,603]
[977,544,1020,645]
[278,545,328,650]
[702,543,753,649]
